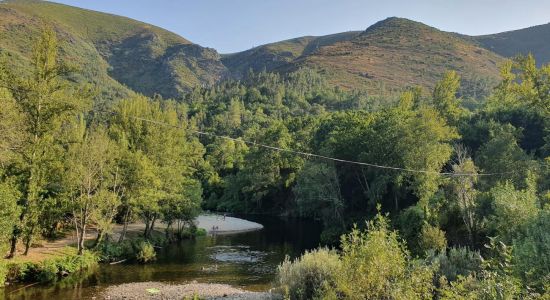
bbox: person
[223,213,226,221]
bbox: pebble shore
[100,281,276,300]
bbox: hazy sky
[50,0,550,53]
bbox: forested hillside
[0,0,228,100]
[223,18,505,97]
[475,22,550,66]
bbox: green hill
[2,1,543,100]
[0,0,228,100]
[474,22,550,66]
[221,31,361,78]
[224,18,505,95]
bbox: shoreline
[100,281,276,300]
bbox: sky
[49,0,550,54]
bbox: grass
[1,247,99,285]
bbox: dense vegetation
[1,21,549,299]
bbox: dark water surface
[5,215,322,300]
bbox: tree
[451,145,480,247]
[493,55,550,114]
[293,161,345,242]
[0,89,24,166]
[432,70,464,124]
[111,96,204,239]
[1,27,88,257]
[66,127,118,254]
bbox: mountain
[474,22,550,66]
[221,31,361,78]
[2,1,546,100]
[223,18,505,94]
[0,0,228,100]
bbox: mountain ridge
[2,1,550,100]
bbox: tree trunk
[94,229,103,248]
[144,218,150,238]
[77,223,86,255]
[119,209,130,243]
[23,225,35,255]
[7,230,18,258]
[149,216,157,238]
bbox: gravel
[99,281,277,300]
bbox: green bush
[135,241,156,263]
[195,228,207,237]
[427,247,481,281]
[277,248,341,299]
[418,223,447,254]
[4,250,99,284]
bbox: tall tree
[66,126,118,254]
[1,27,87,257]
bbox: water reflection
[4,215,321,299]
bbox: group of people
[211,213,227,232]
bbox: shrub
[195,228,207,237]
[135,241,156,263]
[337,213,435,299]
[277,248,341,299]
[4,249,99,283]
[427,247,481,281]
[418,223,447,254]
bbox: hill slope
[224,18,505,94]
[221,31,361,78]
[0,0,228,100]
[474,22,550,66]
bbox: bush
[338,214,435,299]
[427,247,481,281]
[0,261,8,286]
[135,241,156,263]
[4,249,99,283]
[277,248,341,299]
[195,228,207,237]
[418,223,447,254]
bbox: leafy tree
[0,27,88,257]
[450,146,481,247]
[293,161,345,242]
[432,70,464,124]
[65,126,119,254]
[512,206,550,289]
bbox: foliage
[277,248,342,299]
[336,213,435,299]
[512,207,550,289]
[418,223,447,254]
[135,241,156,263]
[4,249,98,284]
[427,247,482,282]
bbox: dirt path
[7,214,263,263]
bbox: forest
[0,27,549,298]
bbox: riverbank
[101,281,276,299]
[4,214,263,264]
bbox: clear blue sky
[50,0,550,53]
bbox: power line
[121,113,513,177]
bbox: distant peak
[364,17,430,33]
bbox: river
[5,215,322,299]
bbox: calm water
[5,215,322,300]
